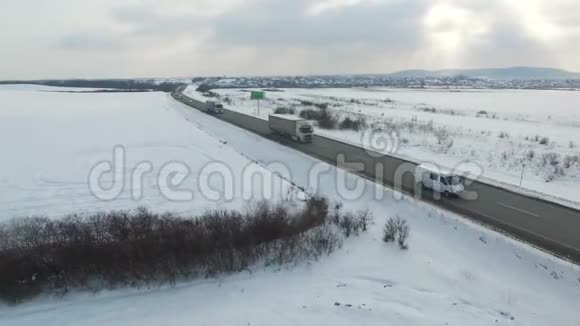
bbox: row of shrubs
[523,134,550,145]
[509,134,575,149]
[530,151,578,181]
[0,196,370,303]
[495,148,580,182]
[299,100,328,110]
[276,100,369,132]
[298,108,367,131]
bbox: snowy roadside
[199,86,580,209]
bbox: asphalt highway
[173,89,580,263]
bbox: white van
[415,164,465,197]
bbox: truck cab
[213,103,224,114]
[207,101,224,114]
[296,120,313,142]
[415,164,465,197]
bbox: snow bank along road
[174,89,580,264]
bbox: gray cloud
[450,2,557,68]
[106,0,430,50]
[0,0,579,79]
[464,20,556,68]
[101,0,433,74]
[110,3,214,38]
[211,0,429,50]
[57,34,122,51]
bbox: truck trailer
[187,96,224,114]
[268,114,313,143]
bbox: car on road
[415,164,465,197]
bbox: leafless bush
[382,216,410,249]
[501,151,509,162]
[355,209,372,232]
[383,218,397,243]
[338,213,356,237]
[298,108,339,129]
[541,152,565,181]
[299,109,321,120]
[328,205,372,238]
[274,107,295,114]
[337,213,361,237]
[539,137,550,145]
[563,155,579,169]
[339,116,367,131]
[434,127,450,145]
[317,108,339,129]
[421,107,437,113]
[544,165,565,182]
[433,127,453,151]
[0,196,367,303]
[541,152,560,167]
[397,224,410,250]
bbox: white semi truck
[268,114,314,143]
[187,95,224,114]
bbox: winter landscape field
[202,86,580,206]
[0,85,302,220]
[1,84,579,326]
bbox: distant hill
[389,67,580,80]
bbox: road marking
[465,208,578,253]
[496,202,539,217]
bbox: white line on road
[496,202,539,217]
[466,207,577,253]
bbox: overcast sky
[1,0,579,79]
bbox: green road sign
[251,91,265,100]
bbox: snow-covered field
[0,85,297,220]
[207,86,580,206]
[1,85,580,325]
